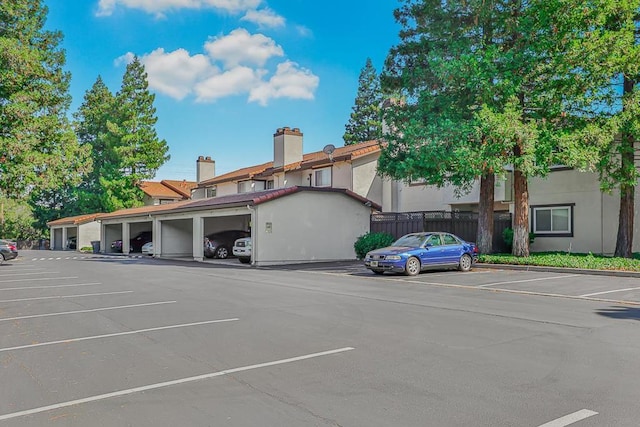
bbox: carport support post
[122,222,131,254]
[62,227,68,251]
[50,227,56,250]
[193,216,204,261]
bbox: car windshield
[392,234,428,248]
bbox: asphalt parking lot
[1,251,639,426]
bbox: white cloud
[249,61,319,106]
[139,48,215,99]
[240,8,285,28]
[194,66,262,102]
[116,29,319,105]
[296,25,313,38]
[204,28,283,68]
[97,0,261,17]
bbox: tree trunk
[614,76,636,258]
[476,174,495,254]
[512,168,530,257]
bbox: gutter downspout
[247,204,256,265]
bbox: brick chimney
[273,127,303,169]
[196,156,215,183]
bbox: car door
[420,234,447,265]
[441,233,463,264]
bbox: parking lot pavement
[288,261,640,305]
[2,256,640,426]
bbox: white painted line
[0,347,354,421]
[0,283,100,292]
[0,271,58,277]
[0,291,133,304]
[478,275,579,288]
[0,319,239,353]
[580,286,640,297]
[538,409,598,427]
[0,301,176,323]
[0,276,77,284]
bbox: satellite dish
[322,144,336,155]
[322,144,336,161]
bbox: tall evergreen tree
[73,76,116,213]
[343,58,383,145]
[0,0,90,200]
[102,57,170,211]
[380,0,607,256]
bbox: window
[238,180,265,193]
[314,168,331,187]
[426,234,442,246]
[532,204,573,236]
[442,234,459,245]
[266,180,274,189]
[205,186,216,198]
[159,199,174,205]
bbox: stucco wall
[78,221,100,250]
[160,219,193,257]
[528,169,625,254]
[352,154,383,205]
[253,192,371,265]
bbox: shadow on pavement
[596,306,640,321]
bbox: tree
[0,196,40,241]
[0,0,90,201]
[72,76,116,213]
[343,58,383,145]
[380,0,607,256]
[101,57,170,211]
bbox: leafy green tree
[343,58,383,145]
[0,197,40,241]
[0,0,90,201]
[102,57,170,211]
[380,0,607,256]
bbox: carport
[95,187,379,265]
[47,214,101,251]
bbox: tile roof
[198,140,380,187]
[47,213,102,226]
[140,180,197,199]
[96,186,381,220]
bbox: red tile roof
[140,180,197,199]
[47,213,102,226]
[198,140,380,187]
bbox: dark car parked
[66,236,77,250]
[0,239,18,264]
[111,231,152,253]
[204,230,250,259]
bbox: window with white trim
[532,205,573,235]
[205,186,216,198]
[314,168,331,187]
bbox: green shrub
[502,227,535,249]
[354,232,395,260]
[80,246,93,253]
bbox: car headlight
[386,255,402,260]
[365,253,371,260]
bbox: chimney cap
[274,127,303,137]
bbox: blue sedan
[364,232,478,276]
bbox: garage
[47,214,101,251]
[98,205,163,253]
[95,187,378,265]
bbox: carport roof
[47,213,102,226]
[96,186,381,220]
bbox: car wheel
[238,257,250,264]
[371,269,384,275]
[0,254,4,265]
[215,246,229,259]
[458,254,473,272]
[404,257,421,276]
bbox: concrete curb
[477,262,640,278]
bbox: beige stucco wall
[78,221,101,250]
[528,169,627,254]
[253,192,371,265]
[329,162,352,189]
[216,181,239,197]
[352,154,383,205]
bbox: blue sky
[44,0,400,181]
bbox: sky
[43,0,401,182]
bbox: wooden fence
[370,211,512,253]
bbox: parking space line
[0,346,354,421]
[0,283,101,292]
[0,301,176,323]
[538,409,598,426]
[0,272,52,277]
[0,318,239,353]
[0,276,77,284]
[478,275,579,288]
[580,286,640,297]
[0,291,133,304]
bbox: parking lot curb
[477,262,640,278]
